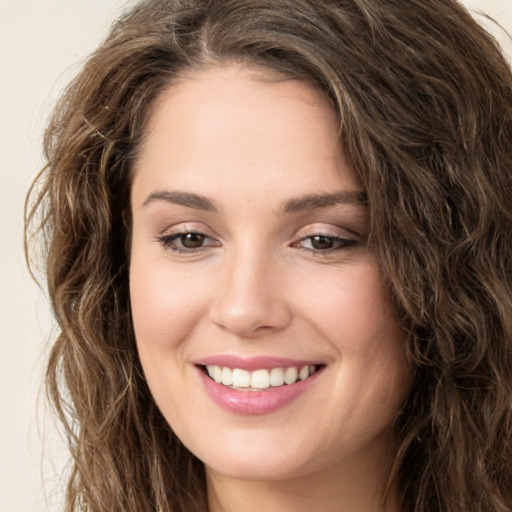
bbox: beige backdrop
[1,1,511,510]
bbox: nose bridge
[210,240,291,337]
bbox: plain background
[1,1,511,510]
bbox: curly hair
[25,1,512,511]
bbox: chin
[190,429,322,482]
[204,454,310,482]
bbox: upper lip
[194,354,323,371]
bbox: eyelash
[293,233,360,254]
[157,229,360,255]
[157,231,220,254]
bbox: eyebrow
[281,190,367,213]
[142,190,219,212]
[142,189,367,213]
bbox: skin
[130,65,410,512]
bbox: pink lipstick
[194,355,325,415]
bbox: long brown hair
[25,1,512,510]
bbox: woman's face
[130,66,410,483]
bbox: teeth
[284,367,298,384]
[232,368,251,388]
[221,367,233,386]
[269,367,284,386]
[212,365,222,383]
[205,364,318,391]
[299,365,309,381]
[251,369,270,389]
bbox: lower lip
[197,366,323,415]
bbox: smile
[196,357,325,415]
[204,364,320,391]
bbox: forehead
[143,65,340,148]
[131,64,361,209]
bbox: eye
[294,234,359,253]
[157,230,220,253]
[176,232,208,249]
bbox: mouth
[200,364,325,391]
[194,355,326,414]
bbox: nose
[209,247,293,338]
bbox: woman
[25,0,512,511]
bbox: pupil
[311,236,333,250]
[182,233,205,248]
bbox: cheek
[332,269,408,387]
[297,259,410,406]
[129,252,210,355]
[293,258,399,348]
[128,254,212,410]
